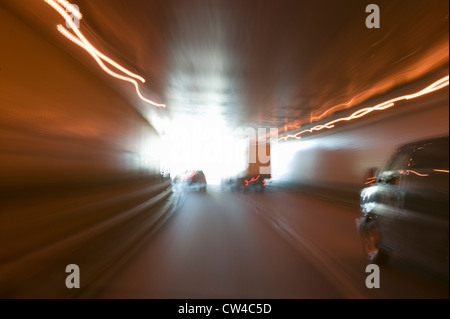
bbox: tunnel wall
[0,6,161,188]
[272,79,449,202]
[0,7,172,297]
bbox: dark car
[220,175,266,192]
[356,136,449,279]
[184,170,207,192]
[239,174,266,192]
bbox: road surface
[95,185,448,299]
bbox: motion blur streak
[310,98,355,122]
[364,177,377,185]
[280,75,450,141]
[57,25,166,108]
[399,170,429,177]
[43,0,166,108]
[43,0,145,82]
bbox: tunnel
[0,0,448,303]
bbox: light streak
[279,75,449,141]
[43,0,165,108]
[44,1,143,82]
[434,169,449,173]
[399,169,429,177]
[364,177,377,184]
[57,26,165,107]
[310,98,355,122]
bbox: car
[184,170,207,192]
[240,174,266,192]
[220,175,267,193]
[356,135,449,279]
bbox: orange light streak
[279,75,449,141]
[57,26,166,107]
[364,177,377,184]
[434,169,449,173]
[399,169,429,177]
[310,98,355,122]
[43,0,166,108]
[45,0,145,83]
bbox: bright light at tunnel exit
[159,116,249,184]
[43,0,166,108]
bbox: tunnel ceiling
[3,0,449,135]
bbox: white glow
[271,139,316,179]
[159,115,248,184]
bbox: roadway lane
[95,185,448,299]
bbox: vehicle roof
[396,135,449,151]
